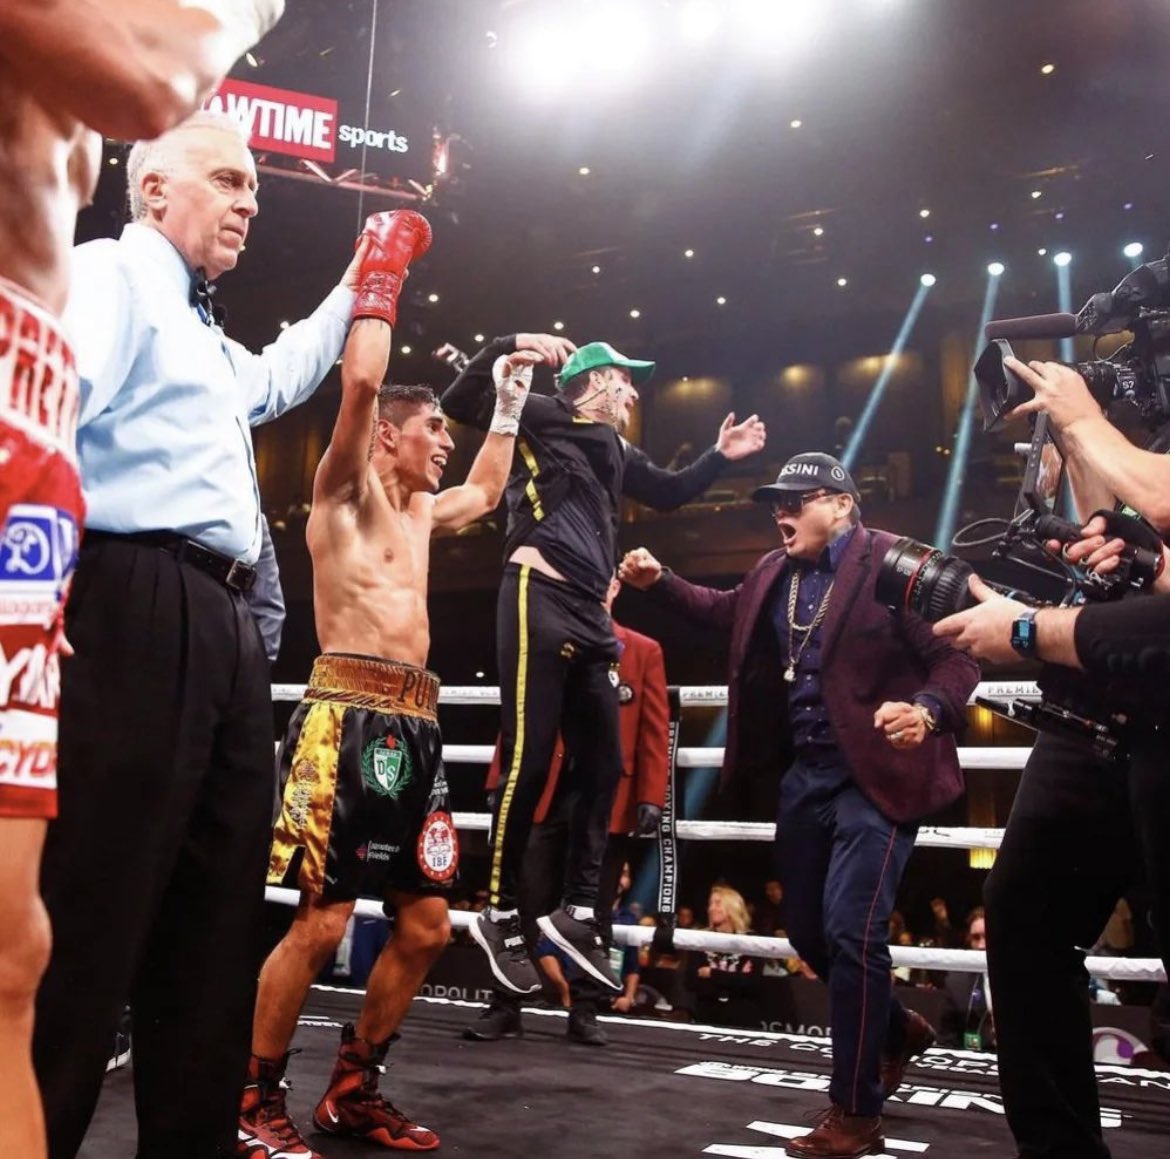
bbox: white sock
[488,906,518,922]
[567,905,594,922]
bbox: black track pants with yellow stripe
[488,563,622,910]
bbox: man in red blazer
[465,577,670,1045]
[620,452,979,1159]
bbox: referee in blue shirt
[33,110,362,1159]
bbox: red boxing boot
[353,209,433,326]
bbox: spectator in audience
[753,879,785,937]
[939,908,995,1051]
[685,885,760,1027]
[929,897,959,949]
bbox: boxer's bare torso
[308,476,440,670]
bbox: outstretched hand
[715,412,766,461]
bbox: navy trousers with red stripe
[776,764,918,1117]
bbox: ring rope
[263,886,1165,982]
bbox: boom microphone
[984,312,1079,341]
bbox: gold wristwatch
[915,703,938,733]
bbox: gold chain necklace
[784,568,834,683]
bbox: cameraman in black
[935,352,1170,1159]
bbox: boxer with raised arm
[0,4,281,1156]
[241,211,544,1157]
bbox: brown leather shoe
[785,1105,884,1158]
[880,1008,936,1096]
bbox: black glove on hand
[635,802,662,837]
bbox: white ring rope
[267,676,1165,981]
[263,886,1165,982]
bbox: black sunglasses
[770,489,836,517]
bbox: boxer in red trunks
[0,4,283,1154]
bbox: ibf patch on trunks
[0,503,79,628]
[417,810,458,883]
[268,654,458,901]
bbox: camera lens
[875,537,977,623]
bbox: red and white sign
[206,79,339,163]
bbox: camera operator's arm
[938,574,1170,681]
[1006,357,1170,528]
[932,577,1080,668]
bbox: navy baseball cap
[751,452,861,504]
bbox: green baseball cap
[556,341,656,390]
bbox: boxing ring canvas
[87,986,1170,1158]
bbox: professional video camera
[974,246,1170,431]
[876,451,1163,760]
[874,251,1170,756]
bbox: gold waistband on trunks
[0,274,80,456]
[304,653,440,720]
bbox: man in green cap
[442,334,765,993]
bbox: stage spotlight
[474,333,485,342]
[715,296,727,306]
[684,248,695,258]
[987,261,1005,277]
[1040,62,1056,75]
[919,208,931,219]
[629,308,641,318]
[836,277,848,287]
[920,273,936,287]
[1053,251,1072,267]
[401,345,412,355]
[813,226,824,237]
[1031,190,1042,199]
[1124,242,1144,259]
[553,321,565,331]
[679,0,721,43]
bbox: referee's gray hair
[125,110,252,220]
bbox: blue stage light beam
[842,277,936,471]
[1054,252,1074,361]
[934,268,1002,548]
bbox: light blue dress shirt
[63,223,354,564]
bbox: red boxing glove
[353,210,433,326]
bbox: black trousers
[34,538,275,1159]
[985,728,1170,1159]
[489,564,622,910]
[493,791,629,1011]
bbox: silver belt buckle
[225,559,248,590]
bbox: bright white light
[1124,242,1144,259]
[629,308,641,318]
[1037,247,1048,256]
[684,248,695,258]
[813,226,824,237]
[735,0,825,53]
[475,670,485,679]
[919,208,931,219]
[427,292,439,303]
[716,296,727,305]
[836,277,848,288]
[400,345,412,354]
[679,0,722,44]
[920,273,937,287]
[474,333,485,342]
[245,52,259,68]
[582,3,652,78]
[506,23,574,98]
[987,261,1005,277]
[553,321,565,331]
[1030,190,1042,199]
[790,119,803,129]
[279,320,290,330]
[1040,63,1056,75]
[1053,251,1072,267]
[591,265,602,275]
[578,166,591,176]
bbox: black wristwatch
[1010,607,1040,657]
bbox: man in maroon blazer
[466,577,670,1044]
[620,452,979,1159]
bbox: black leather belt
[86,530,257,593]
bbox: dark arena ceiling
[81,0,1170,364]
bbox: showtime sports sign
[205,79,410,165]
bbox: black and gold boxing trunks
[268,653,458,900]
